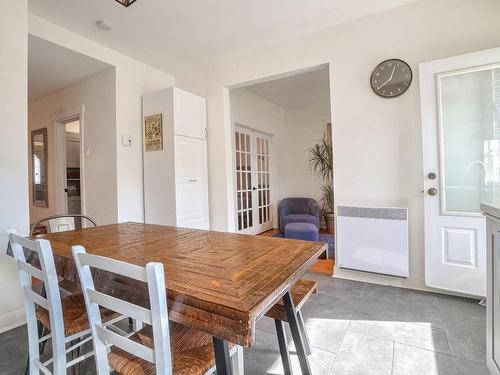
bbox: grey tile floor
[0,273,488,375]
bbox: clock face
[370,59,412,98]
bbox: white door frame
[223,63,331,233]
[420,47,500,297]
[54,105,86,217]
[232,124,275,234]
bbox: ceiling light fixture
[115,0,138,7]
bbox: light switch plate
[122,134,132,146]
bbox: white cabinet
[173,88,207,139]
[482,203,500,375]
[143,87,209,230]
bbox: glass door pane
[256,136,271,225]
[440,66,500,213]
[235,131,253,230]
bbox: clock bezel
[370,58,413,98]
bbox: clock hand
[377,66,396,90]
[389,65,396,80]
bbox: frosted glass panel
[441,67,500,213]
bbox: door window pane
[440,67,500,212]
[235,132,240,151]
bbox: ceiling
[28,0,418,74]
[28,35,111,101]
[245,67,331,110]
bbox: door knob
[252,187,257,191]
[427,172,437,180]
[428,188,438,196]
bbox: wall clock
[370,59,412,98]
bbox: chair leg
[297,310,312,355]
[25,320,46,374]
[235,345,244,375]
[274,319,292,375]
[132,319,143,332]
[70,339,82,375]
[39,325,49,354]
[24,357,29,375]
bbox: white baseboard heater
[337,206,409,278]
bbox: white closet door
[174,135,209,230]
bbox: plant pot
[324,213,335,234]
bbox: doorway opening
[28,34,114,233]
[227,64,334,272]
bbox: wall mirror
[32,128,48,207]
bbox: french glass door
[234,126,273,234]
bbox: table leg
[283,291,312,375]
[275,319,293,375]
[213,336,233,375]
[297,310,312,355]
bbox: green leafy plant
[308,132,334,215]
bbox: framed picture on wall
[145,113,163,152]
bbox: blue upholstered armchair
[278,198,320,233]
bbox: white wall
[229,88,285,230]
[29,14,175,223]
[28,67,117,225]
[280,102,330,208]
[176,0,500,291]
[0,0,29,332]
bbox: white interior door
[420,48,500,297]
[234,126,273,234]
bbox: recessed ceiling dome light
[96,19,112,31]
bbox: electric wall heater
[336,206,409,278]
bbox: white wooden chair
[8,231,126,375]
[72,246,244,375]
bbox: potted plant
[308,132,334,233]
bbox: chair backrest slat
[72,245,172,375]
[95,325,155,363]
[77,252,147,282]
[17,259,44,280]
[24,286,49,310]
[87,289,152,325]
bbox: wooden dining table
[16,222,327,374]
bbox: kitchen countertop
[481,203,500,220]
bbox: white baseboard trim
[0,308,26,334]
[333,266,429,292]
[333,266,478,298]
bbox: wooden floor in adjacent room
[259,228,334,276]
